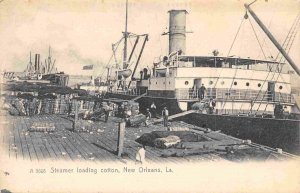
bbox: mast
[244,3,300,76]
[29,51,32,72]
[48,46,51,73]
[123,0,128,69]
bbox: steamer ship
[2,47,69,87]
[83,1,300,154]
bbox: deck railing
[175,88,294,103]
[112,89,144,96]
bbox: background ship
[2,46,69,87]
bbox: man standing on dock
[150,102,157,118]
[162,107,169,127]
[104,102,113,122]
[145,108,152,126]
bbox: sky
[0,0,299,76]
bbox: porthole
[185,81,189,85]
[279,85,283,90]
[258,83,261,87]
[246,82,249,86]
[209,81,213,85]
[234,81,237,86]
[221,81,225,85]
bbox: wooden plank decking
[0,113,295,163]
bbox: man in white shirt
[150,102,157,118]
[162,107,169,127]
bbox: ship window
[185,81,189,85]
[156,82,157,85]
[246,82,249,86]
[234,81,237,85]
[221,81,225,85]
[279,85,283,90]
[169,81,171,84]
[209,81,213,85]
[258,83,261,87]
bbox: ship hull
[176,113,300,155]
[104,92,300,155]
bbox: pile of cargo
[4,95,73,116]
[191,100,209,111]
[136,130,208,148]
[29,122,56,132]
[2,81,103,116]
[153,135,181,149]
[127,114,146,127]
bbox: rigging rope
[210,16,245,92]
[243,15,287,114]
[258,12,300,114]
[246,9,300,114]
[220,13,271,114]
[215,16,245,114]
[256,0,278,60]
[219,16,246,114]
[99,37,124,78]
[245,16,276,114]
[260,14,300,114]
[277,13,300,72]
[248,17,267,59]
[225,17,245,61]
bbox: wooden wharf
[0,112,297,163]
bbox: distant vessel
[3,46,69,87]
[101,1,300,154]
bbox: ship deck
[0,112,296,163]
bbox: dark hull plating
[104,92,300,155]
[176,113,300,155]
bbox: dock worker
[104,102,112,122]
[162,107,169,127]
[145,108,152,126]
[208,98,216,114]
[23,98,30,116]
[118,103,125,118]
[29,98,37,116]
[135,145,146,164]
[150,102,157,118]
[67,99,73,116]
[274,103,283,119]
[124,106,132,120]
[199,84,206,100]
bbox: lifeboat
[116,69,132,78]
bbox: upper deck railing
[110,88,143,96]
[108,87,294,103]
[175,88,294,103]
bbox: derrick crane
[244,3,300,76]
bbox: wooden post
[74,100,79,121]
[72,100,79,131]
[117,122,126,157]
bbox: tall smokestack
[168,10,188,55]
[37,54,40,73]
[35,54,38,72]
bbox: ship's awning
[178,56,283,66]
